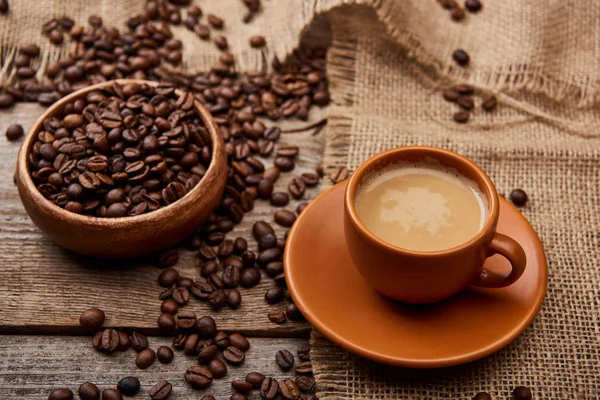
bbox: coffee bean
[253,221,275,239]
[183,333,199,355]
[510,189,528,206]
[453,111,470,123]
[288,177,306,199]
[242,250,256,267]
[481,93,497,110]
[265,261,283,278]
[79,308,105,330]
[458,95,474,110]
[257,179,274,199]
[257,248,282,266]
[0,93,15,109]
[78,382,100,400]
[439,0,458,8]
[274,156,295,171]
[136,348,156,369]
[149,380,172,400]
[207,358,227,378]
[513,386,532,400]
[301,172,319,187]
[453,83,474,94]
[231,380,253,394]
[199,243,218,260]
[265,287,285,304]
[196,316,217,338]
[450,6,466,20]
[249,35,266,48]
[209,273,224,289]
[259,233,277,250]
[453,49,470,66]
[295,360,313,375]
[48,388,74,400]
[214,331,230,349]
[158,249,179,267]
[239,267,261,288]
[465,0,482,12]
[229,332,250,351]
[185,365,214,389]
[207,14,224,28]
[296,202,309,215]
[156,312,176,330]
[177,277,193,289]
[158,268,179,287]
[274,209,296,227]
[177,310,197,329]
[231,394,247,400]
[245,371,266,388]
[473,392,492,400]
[297,343,310,361]
[130,332,149,351]
[268,309,287,324]
[214,35,228,50]
[5,124,24,141]
[101,389,122,400]
[21,43,40,57]
[209,290,227,309]
[269,192,289,207]
[227,289,242,309]
[173,287,190,305]
[286,303,304,321]
[157,346,174,363]
[295,376,315,392]
[99,328,119,353]
[329,167,348,184]
[197,343,219,363]
[190,279,214,299]
[260,377,279,400]
[276,349,295,370]
[161,299,179,315]
[117,376,140,396]
[279,378,301,400]
[442,89,460,102]
[218,240,235,259]
[172,333,187,350]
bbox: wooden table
[0,102,328,399]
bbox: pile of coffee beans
[50,378,173,400]
[28,82,211,217]
[442,83,497,123]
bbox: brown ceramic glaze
[16,79,227,259]
[285,181,547,368]
[344,147,526,303]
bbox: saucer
[284,181,547,368]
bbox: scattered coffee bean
[172,287,190,305]
[214,35,228,50]
[274,156,295,171]
[259,233,277,250]
[301,172,319,187]
[481,93,497,110]
[473,392,492,400]
[117,376,140,396]
[450,6,466,20]
[276,349,295,370]
[229,332,250,351]
[158,312,177,330]
[197,343,219,363]
[279,378,301,400]
[260,377,279,400]
[249,35,266,48]
[265,286,285,304]
[286,303,304,321]
[161,299,179,315]
[296,202,309,215]
[185,365,214,389]
[99,328,120,353]
[458,95,474,110]
[157,345,174,363]
[253,221,275,239]
[172,333,188,350]
[510,189,528,206]
[224,345,246,365]
[196,316,217,338]
[257,248,282,266]
[130,332,149,351]
[79,308,105,330]
[270,192,290,206]
[245,371,266,388]
[465,0,482,12]
[101,389,122,400]
[297,343,310,361]
[158,249,179,267]
[453,111,470,123]
[207,14,224,29]
[209,289,227,309]
[329,167,348,184]
[513,386,532,400]
[443,88,460,102]
[214,331,230,349]
[208,358,228,378]
[78,382,100,400]
[274,272,287,287]
[177,310,197,329]
[0,93,15,109]
[149,380,172,400]
[274,209,296,227]
[48,388,74,400]
[232,379,253,394]
[233,237,248,254]
[183,334,200,355]
[222,265,241,287]
[5,124,24,141]
[227,289,242,309]
[295,360,313,375]
[178,276,193,289]
[268,309,287,324]
[240,267,261,288]
[295,376,315,392]
[288,176,306,199]
[231,394,247,400]
[453,49,470,66]
[136,348,156,369]
[158,268,179,287]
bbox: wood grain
[0,335,309,399]
[0,103,327,334]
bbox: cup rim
[345,146,499,257]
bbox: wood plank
[0,335,310,399]
[0,103,327,334]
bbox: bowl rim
[17,78,226,227]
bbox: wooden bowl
[16,79,227,259]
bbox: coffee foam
[356,161,489,230]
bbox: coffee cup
[344,146,526,303]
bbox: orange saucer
[285,181,547,368]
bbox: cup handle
[470,233,527,288]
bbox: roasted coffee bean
[78,382,100,400]
[257,179,274,199]
[149,380,172,400]
[158,268,179,287]
[172,333,188,350]
[183,334,200,355]
[513,386,532,400]
[260,377,279,400]
[157,346,174,363]
[510,189,528,206]
[443,88,460,102]
[270,192,289,207]
[453,111,470,123]
[279,378,301,400]
[233,237,248,254]
[228,332,250,351]
[295,360,313,375]
[301,172,319,187]
[99,328,120,353]
[136,348,156,369]
[481,93,497,110]
[191,279,214,299]
[453,83,474,94]
[185,366,213,389]
[231,394,247,400]
[158,248,179,267]
[130,332,149,351]
[242,250,256,267]
[458,95,474,110]
[245,371,266,388]
[296,202,309,215]
[473,392,492,400]
[214,331,229,349]
[205,358,227,379]
[177,276,194,289]
[257,248,282,266]
[209,273,224,289]
[196,316,217,338]
[263,166,280,182]
[265,261,283,278]
[453,49,470,66]
[249,35,266,48]
[286,303,304,321]
[101,389,122,400]
[450,5,466,20]
[117,376,140,396]
[0,93,15,109]
[274,156,295,171]
[114,331,130,351]
[172,287,190,305]
[297,343,310,361]
[5,124,24,141]
[465,0,482,12]
[199,243,218,260]
[268,309,287,324]
[209,289,227,309]
[48,388,74,400]
[232,380,253,394]
[214,35,228,50]
[158,312,177,330]
[227,289,242,308]
[295,376,315,392]
[207,231,226,245]
[259,233,277,250]
[238,268,260,289]
[276,349,295,370]
[197,343,219,363]
[274,209,296,227]
[199,260,218,277]
[218,240,235,259]
[253,221,275,239]
[79,308,105,330]
[207,14,224,28]
[177,310,197,329]
[274,272,287,287]
[329,166,349,184]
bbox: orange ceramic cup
[344,146,527,304]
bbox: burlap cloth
[2,0,599,398]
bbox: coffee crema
[355,162,488,252]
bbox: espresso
[355,163,488,251]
